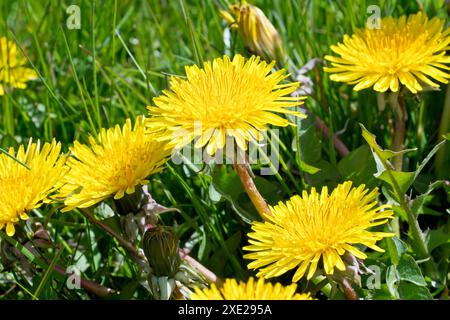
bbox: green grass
[0,0,449,300]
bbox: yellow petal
[6,223,15,237]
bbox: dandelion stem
[233,161,272,219]
[315,117,349,157]
[436,83,450,176]
[294,66,350,158]
[310,277,331,297]
[380,155,438,278]
[81,209,143,261]
[50,262,116,297]
[340,278,358,300]
[179,249,222,285]
[392,94,406,171]
[380,92,438,278]
[363,121,438,278]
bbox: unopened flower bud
[220,1,284,62]
[142,226,181,277]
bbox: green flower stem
[377,154,437,277]
[2,92,15,146]
[310,276,331,297]
[361,116,437,277]
[386,92,437,276]
[436,83,450,177]
[0,147,30,169]
[392,94,406,171]
[233,162,272,219]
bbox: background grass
[0,0,448,299]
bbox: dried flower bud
[142,226,181,277]
[33,222,51,241]
[114,185,147,216]
[220,1,284,62]
[331,252,362,288]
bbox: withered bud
[142,226,181,277]
[114,185,147,216]
[332,252,362,288]
[33,222,51,241]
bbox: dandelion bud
[142,226,181,277]
[221,1,284,61]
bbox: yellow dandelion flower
[146,55,304,156]
[220,1,284,61]
[324,12,450,93]
[0,37,38,95]
[190,277,313,300]
[58,117,170,212]
[0,140,66,236]
[244,181,394,282]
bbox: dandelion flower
[0,140,66,236]
[324,12,450,93]
[58,117,170,212]
[244,181,394,282]
[0,37,38,95]
[146,55,304,156]
[190,277,313,300]
[220,1,284,61]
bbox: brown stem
[233,162,271,219]
[298,105,350,158]
[340,278,358,300]
[312,64,350,157]
[315,117,349,157]
[392,94,406,171]
[0,284,17,298]
[82,209,143,261]
[16,223,116,298]
[51,263,115,297]
[179,249,222,285]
